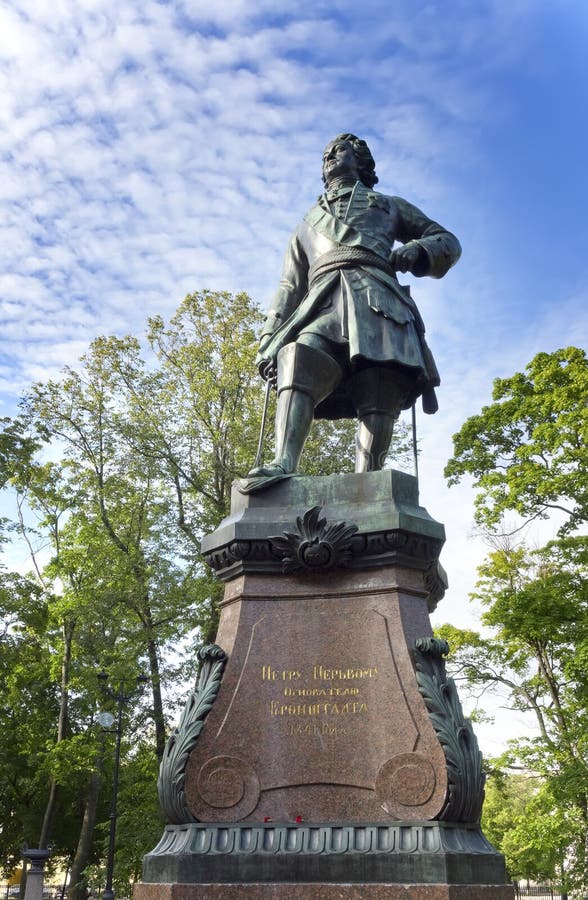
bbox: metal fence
[3,889,66,899]
[2,885,573,900]
[513,885,568,899]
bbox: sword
[411,402,419,497]
[252,377,272,471]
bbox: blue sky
[1,0,587,750]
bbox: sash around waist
[307,246,396,289]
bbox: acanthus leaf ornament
[157,644,228,824]
[269,505,359,573]
[413,637,485,824]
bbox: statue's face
[322,139,359,185]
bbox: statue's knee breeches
[277,341,343,406]
[348,366,413,418]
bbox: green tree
[24,334,207,760]
[0,416,38,490]
[2,288,411,895]
[482,770,574,887]
[438,539,588,891]
[442,346,588,893]
[0,568,53,874]
[0,292,289,890]
[445,347,588,535]
[142,290,266,537]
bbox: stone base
[141,823,508,888]
[134,883,514,899]
[143,474,512,898]
[162,472,459,826]
[201,471,447,609]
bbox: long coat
[257,181,461,418]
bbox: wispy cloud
[1,0,587,742]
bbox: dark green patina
[157,645,227,825]
[141,822,507,885]
[243,133,461,492]
[413,637,486,824]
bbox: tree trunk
[145,626,166,760]
[38,779,59,849]
[67,766,103,900]
[39,618,75,847]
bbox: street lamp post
[97,672,148,900]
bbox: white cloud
[0,0,586,754]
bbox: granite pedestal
[135,471,513,899]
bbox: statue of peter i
[247,133,461,487]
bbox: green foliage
[442,347,588,892]
[445,347,588,535]
[482,771,542,879]
[2,291,264,883]
[1,288,379,892]
[303,416,412,477]
[0,571,73,873]
[0,416,38,490]
[94,742,163,895]
[438,540,588,889]
[145,290,265,533]
[483,770,580,887]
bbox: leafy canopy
[445,347,588,534]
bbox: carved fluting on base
[158,645,228,824]
[147,821,501,857]
[413,638,485,824]
[141,822,508,886]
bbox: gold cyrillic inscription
[262,662,377,733]
[262,665,302,681]
[283,686,360,697]
[312,665,378,680]
[286,721,348,736]
[270,700,368,716]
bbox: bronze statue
[246,133,461,489]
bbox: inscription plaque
[184,585,449,822]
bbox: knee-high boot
[270,387,315,474]
[355,412,396,472]
[349,366,412,473]
[248,341,342,478]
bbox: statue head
[322,133,378,188]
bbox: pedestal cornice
[201,470,447,611]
